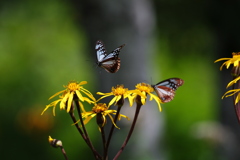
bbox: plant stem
[73,100,102,159]
[69,111,86,140]
[60,146,69,160]
[105,105,122,150]
[104,96,124,159]
[100,126,107,160]
[113,100,142,160]
[74,100,91,143]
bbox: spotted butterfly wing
[95,40,125,73]
[152,78,184,103]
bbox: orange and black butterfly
[95,40,125,73]
[152,78,184,103]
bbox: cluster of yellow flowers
[215,52,240,104]
[215,52,240,124]
[42,80,167,159]
[42,81,162,128]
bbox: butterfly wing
[153,78,184,103]
[95,40,125,73]
[100,58,121,73]
[95,40,107,62]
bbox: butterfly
[95,40,125,73]
[152,78,184,103]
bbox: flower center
[92,103,108,113]
[136,83,154,93]
[66,82,80,91]
[232,52,240,56]
[112,85,128,96]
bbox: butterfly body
[95,40,125,73]
[152,78,184,103]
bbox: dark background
[0,0,239,159]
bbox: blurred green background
[0,0,239,160]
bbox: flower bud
[96,113,106,128]
[48,136,63,148]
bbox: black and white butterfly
[152,78,184,103]
[95,40,125,73]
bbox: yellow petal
[61,92,70,104]
[49,90,65,100]
[41,105,51,115]
[225,62,232,69]
[72,119,80,125]
[66,92,74,112]
[83,114,96,125]
[42,99,62,116]
[119,113,130,120]
[81,88,96,101]
[48,136,54,142]
[226,77,240,88]
[82,111,94,118]
[235,94,240,104]
[79,81,87,85]
[108,96,118,107]
[97,94,112,102]
[96,92,110,95]
[79,101,86,113]
[83,97,95,104]
[219,63,226,70]
[107,113,120,129]
[76,90,84,101]
[234,60,240,67]
[141,95,146,105]
[60,100,66,110]
[154,98,162,112]
[222,89,240,99]
[127,96,135,107]
[114,96,122,104]
[214,58,231,63]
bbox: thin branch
[73,100,102,159]
[69,111,86,139]
[105,105,122,151]
[100,127,107,160]
[60,146,69,160]
[105,96,124,159]
[113,99,142,160]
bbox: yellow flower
[97,85,143,107]
[42,81,95,116]
[82,103,129,129]
[222,89,240,104]
[214,52,240,70]
[133,83,162,111]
